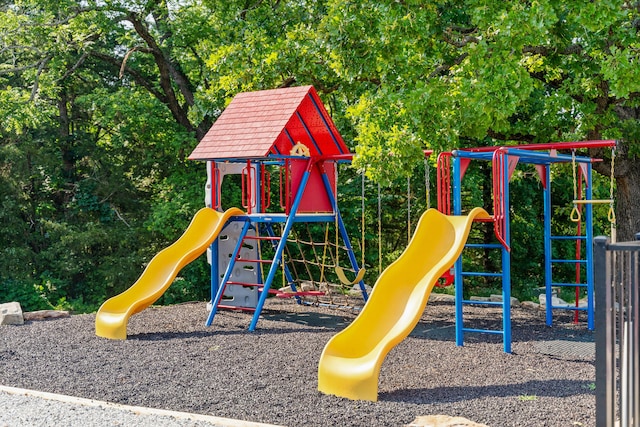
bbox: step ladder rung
[550,235,587,241]
[225,281,260,287]
[217,304,256,312]
[235,257,272,263]
[243,235,281,241]
[461,299,504,306]
[462,327,504,335]
[465,243,503,249]
[551,282,587,287]
[551,259,586,264]
[461,271,502,278]
[267,289,326,298]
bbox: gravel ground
[0,298,596,426]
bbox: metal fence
[594,235,640,427]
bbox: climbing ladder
[438,150,513,353]
[542,158,595,330]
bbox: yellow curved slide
[317,207,490,401]
[95,207,243,340]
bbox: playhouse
[188,85,368,331]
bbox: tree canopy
[0,0,638,311]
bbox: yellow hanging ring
[608,204,616,224]
[570,204,581,222]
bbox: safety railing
[594,234,640,427]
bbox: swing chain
[608,147,616,224]
[570,150,581,222]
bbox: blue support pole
[452,155,464,347]
[543,164,554,326]
[501,155,512,354]
[585,162,595,330]
[248,159,314,331]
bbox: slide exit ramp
[317,207,489,401]
[95,207,243,340]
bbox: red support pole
[575,178,583,323]
[437,152,452,215]
[492,150,510,251]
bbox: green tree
[319,0,640,240]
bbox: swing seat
[335,266,366,286]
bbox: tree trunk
[612,161,640,241]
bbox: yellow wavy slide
[317,207,490,401]
[95,207,243,340]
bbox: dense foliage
[0,0,638,312]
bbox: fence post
[594,236,614,427]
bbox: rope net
[278,223,366,308]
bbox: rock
[538,293,570,307]
[348,283,372,297]
[0,302,24,325]
[23,310,70,321]
[489,294,520,307]
[405,415,489,427]
[429,293,455,303]
[469,296,490,302]
[521,300,541,311]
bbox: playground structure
[94,85,617,403]
[96,85,370,338]
[436,140,618,353]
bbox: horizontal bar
[549,305,587,311]
[551,282,587,287]
[551,259,587,264]
[605,241,640,250]
[242,235,281,241]
[459,140,617,152]
[235,258,272,263]
[465,243,504,249]
[452,149,593,164]
[573,199,613,204]
[550,235,587,241]
[226,281,261,286]
[461,300,504,306]
[230,214,337,223]
[462,327,505,335]
[217,304,256,312]
[461,272,503,278]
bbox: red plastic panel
[288,159,336,214]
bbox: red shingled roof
[188,86,349,160]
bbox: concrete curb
[0,385,283,427]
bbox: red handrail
[492,150,510,251]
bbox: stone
[538,293,570,307]
[348,283,373,297]
[405,415,489,427]
[0,302,24,325]
[489,294,520,307]
[521,300,541,311]
[429,293,455,303]
[23,310,70,321]
[469,296,490,302]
